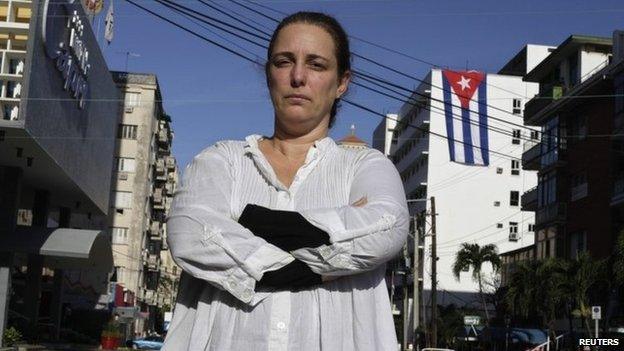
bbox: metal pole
[403,267,409,351]
[430,197,437,348]
[595,318,599,338]
[413,215,419,350]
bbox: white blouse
[162,135,409,351]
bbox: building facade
[376,46,554,318]
[0,0,119,345]
[109,72,179,336]
[520,34,618,261]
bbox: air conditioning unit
[118,172,128,180]
[124,106,134,113]
[509,232,519,241]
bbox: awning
[0,225,113,271]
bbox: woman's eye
[310,62,326,70]
[274,60,290,67]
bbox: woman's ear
[336,70,351,98]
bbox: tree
[452,243,501,324]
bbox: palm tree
[452,243,501,324]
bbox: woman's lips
[285,94,310,103]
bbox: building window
[496,223,503,228]
[512,98,522,114]
[509,191,519,206]
[528,224,535,232]
[493,201,500,207]
[125,92,141,107]
[570,171,588,201]
[111,227,129,244]
[512,129,521,144]
[113,191,133,209]
[530,130,540,140]
[569,115,587,142]
[114,157,136,173]
[569,231,587,259]
[118,124,138,139]
[509,222,519,241]
[511,159,520,175]
[496,167,503,174]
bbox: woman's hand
[351,196,367,207]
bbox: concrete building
[520,34,617,261]
[109,71,179,336]
[0,0,118,345]
[375,46,554,317]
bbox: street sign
[592,306,601,320]
[464,315,481,326]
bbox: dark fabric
[257,259,322,290]
[238,204,330,252]
[238,204,330,290]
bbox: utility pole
[413,214,420,350]
[430,196,437,348]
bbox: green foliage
[3,326,23,347]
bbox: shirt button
[228,280,237,288]
[241,289,252,300]
[319,246,331,257]
[277,322,286,330]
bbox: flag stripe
[461,106,474,164]
[442,75,456,162]
[478,77,489,165]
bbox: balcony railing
[521,186,537,212]
[165,155,175,169]
[522,141,541,171]
[524,84,563,125]
[150,221,161,239]
[612,174,624,206]
[536,202,566,228]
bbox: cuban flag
[441,70,489,166]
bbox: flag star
[457,76,471,91]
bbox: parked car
[126,335,164,350]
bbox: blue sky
[95,0,624,170]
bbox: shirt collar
[243,134,336,156]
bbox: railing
[522,142,541,170]
[524,84,563,124]
[536,202,566,226]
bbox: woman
[163,12,409,351]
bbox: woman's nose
[290,63,306,87]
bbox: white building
[378,45,554,310]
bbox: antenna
[116,51,141,71]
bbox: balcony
[612,174,624,206]
[157,129,169,145]
[521,186,537,212]
[535,202,566,229]
[146,254,160,270]
[522,141,541,171]
[524,84,563,126]
[153,187,164,209]
[155,159,166,181]
[150,221,161,239]
[165,155,175,170]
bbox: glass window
[111,227,128,244]
[509,191,520,206]
[511,160,520,175]
[512,129,521,144]
[115,157,136,172]
[512,98,522,114]
[125,92,141,107]
[118,124,138,139]
[113,191,133,209]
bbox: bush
[3,326,23,346]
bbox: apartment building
[0,0,119,344]
[375,46,554,318]
[109,71,179,335]
[520,33,620,261]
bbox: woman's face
[267,23,350,134]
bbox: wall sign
[41,0,90,109]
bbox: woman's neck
[269,125,328,161]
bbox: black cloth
[238,204,330,252]
[238,204,331,290]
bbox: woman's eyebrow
[306,54,329,62]
[271,52,295,60]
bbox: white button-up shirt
[163,135,409,351]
